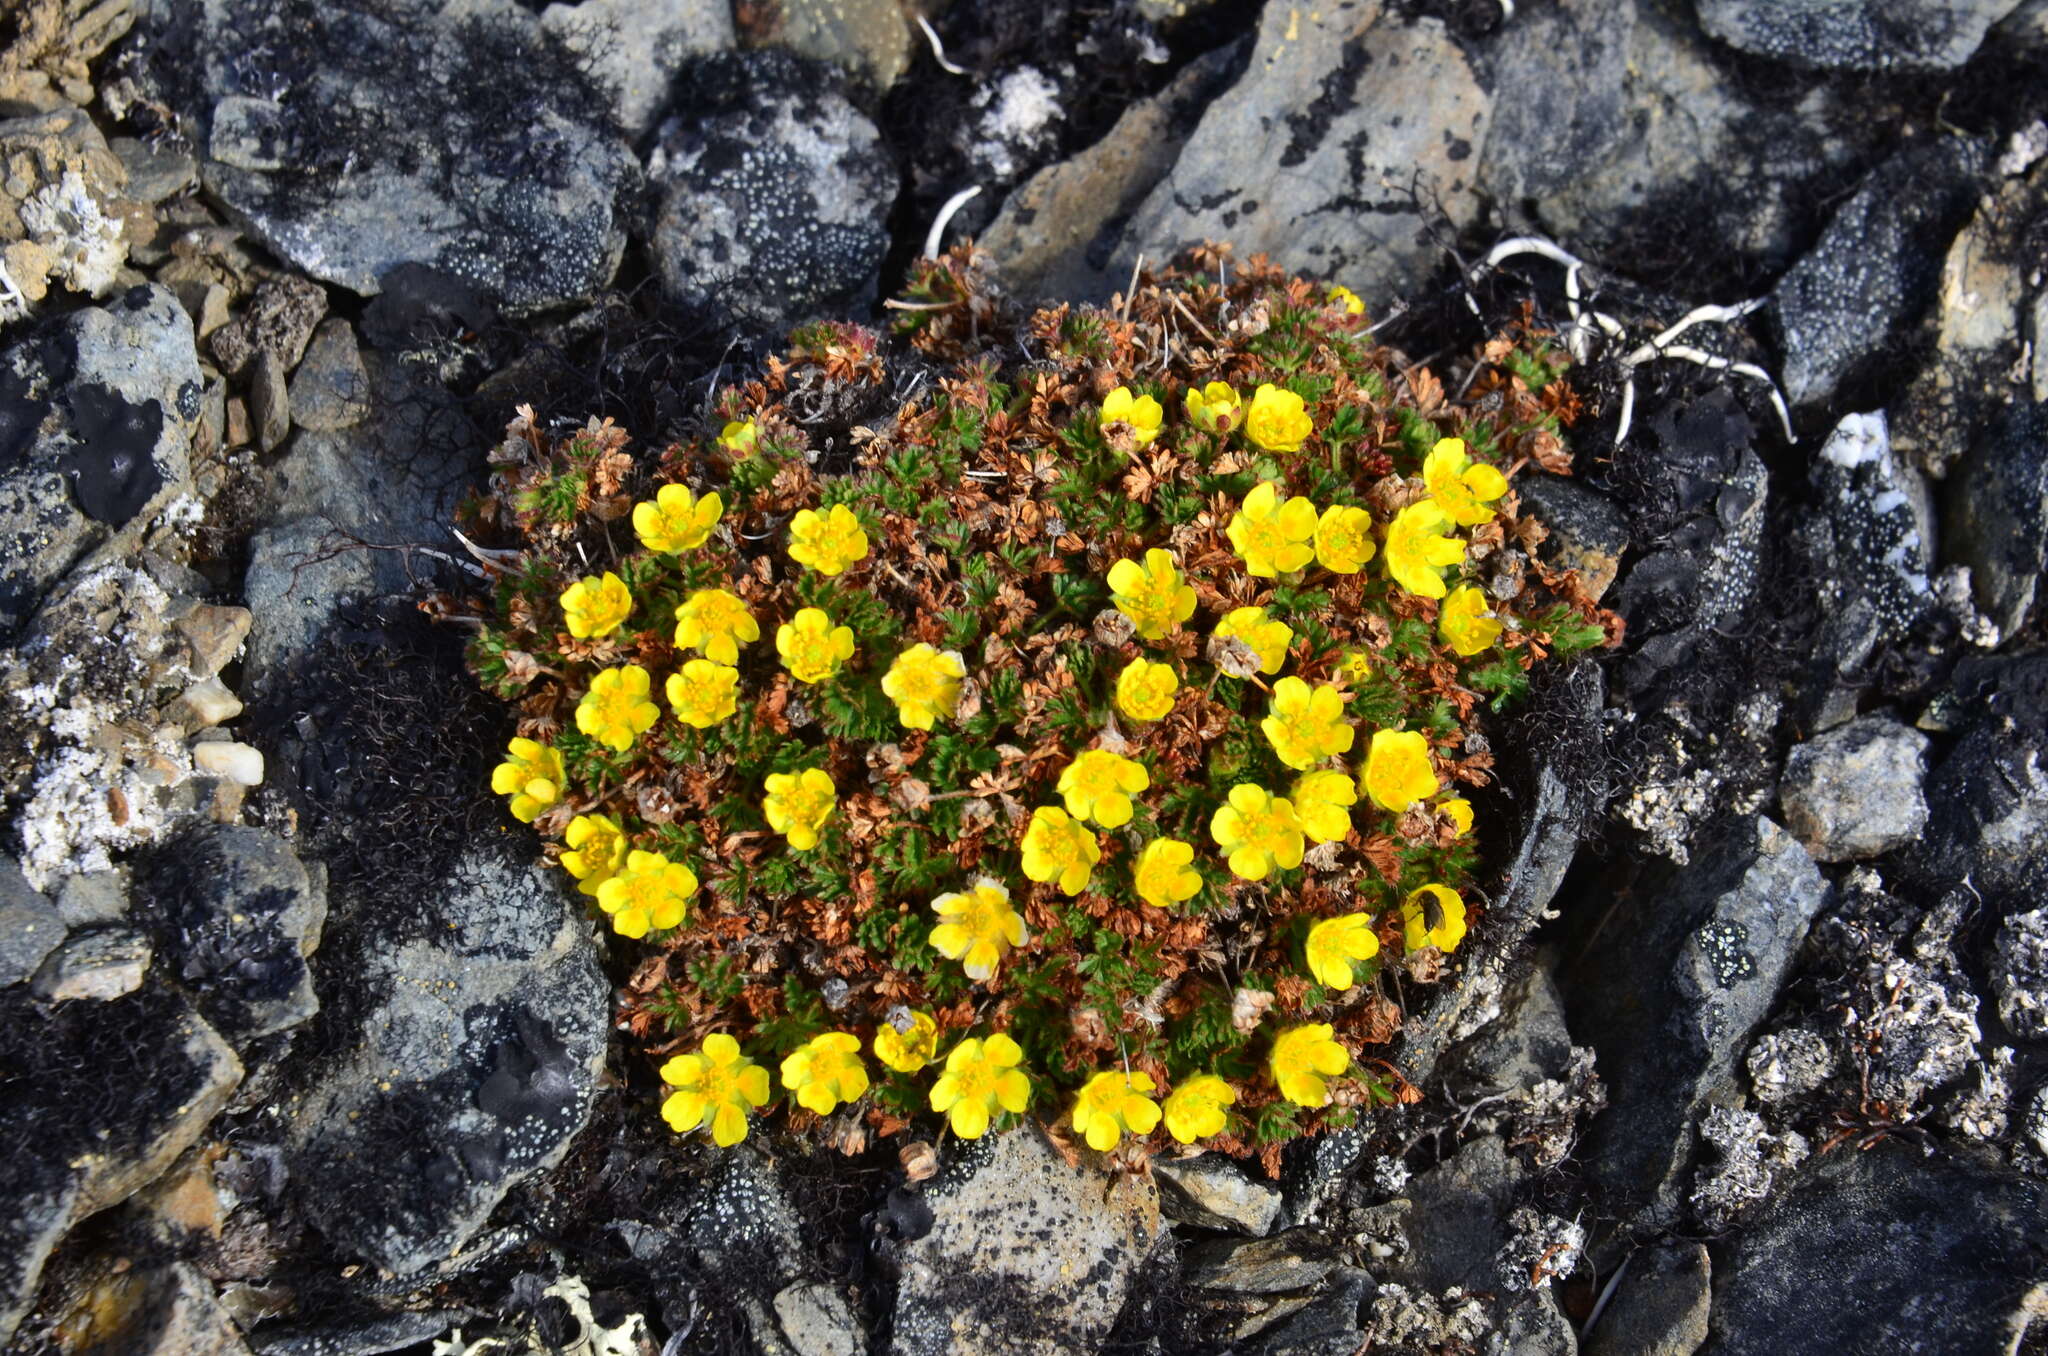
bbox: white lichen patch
[19,168,126,299]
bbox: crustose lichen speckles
[1695,918,1758,989]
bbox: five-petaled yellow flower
[780,1032,870,1115]
[1210,784,1305,881]
[1262,677,1354,770]
[1245,383,1312,453]
[597,849,698,938]
[1162,1074,1237,1144]
[560,812,628,898]
[1184,381,1242,434]
[1134,837,1203,908]
[665,658,740,729]
[1107,548,1197,641]
[674,588,760,664]
[661,1033,770,1147]
[873,1009,939,1073]
[577,665,660,752]
[1270,1023,1349,1108]
[1314,504,1378,575]
[1361,728,1439,813]
[1439,585,1504,656]
[632,484,723,553]
[1057,749,1150,828]
[1402,883,1468,954]
[777,607,856,684]
[1214,606,1293,675]
[930,877,1027,980]
[1440,797,1475,836]
[717,418,758,458]
[1116,658,1179,721]
[1291,769,1358,844]
[491,737,563,823]
[1100,386,1164,447]
[1071,1070,1162,1152]
[929,1033,1031,1139]
[1327,283,1365,316]
[882,643,966,730]
[560,571,633,639]
[1227,481,1318,578]
[1304,914,1380,991]
[787,504,870,576]
[1020,806,1101,896]
[1423,437,1509,527]
[1337,648,1374,686]
[1384,499,1466,599]
[763,767,836,850]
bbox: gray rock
[286,320,371,433]
[0,106,132,310]
[647,51,895,328]
[0,284,201,636]
[1569,817,1830,1226]
[893,1126,1159,1356]
[241,518,379,698]
[0,984,241,1345]
[769,0,911,92]
[1513,474,1629,601]
[1478,0,1634,201]
[1946,399,2048,638]
[1155,1154,1284,1235]
[1382,1136,1523,1295]
[207,275,327,379]
[283,837,605,1275]
[1771,139,1989,408]
[55,1259,253,1356]
[1247,1267,1375,1356]
[684,1146,810,1288]
[248,347,289,455]
[1913,656,2048,904]
[54,869,128,928]
[1117,1,1490,306]
[1712,1146,2048,1354]
[0,856,66,986]
[110,136,199,205]
[539,0,733,136]
[773,1281,863,1356]
[1444,959,1576,1096]
[1778,714,1930,862]
[1695,0,2026,70]
[1688,1106,1809,1232]
[1992,907,2048,1039]
[1583,1241,1708,1356]
[1184,1230,1337,1294]
[186,0,635,310]
[30,926,153,1001]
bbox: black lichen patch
[133,833,304,1039]
[61,384,165,525]
[473,1006,585,1175]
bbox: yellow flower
[1116,658,1180,721]
[1402,883,1468,954]
[632,484,723,553]
[777,607,856,684]
[490,737,563,823]
[1337,648,1374,686]
[787,504,870,576]
[930,877,1027,981]
[1209,784,1305,881]
[1291,769,1358,844]
[717,418,758,458]
[560,571,633,640]
[1020,806,1100,896]
[929,1033,1031,1139]
[1184,381,1242,434]
[1384,499,1466,599]
[576,665,660,752]
[763,767,836,850]
[882,643,966,730]
[1134,837,1202,908]
[1100,386,1164,447]
[1362,728,1440,812]
[1262,677,1354,770]
[596,849,698,938]
[1057,749,1150,828]
[1441,797,1474,835]
[1245,383,1312,453]
[660,1033,770,1147]
[780,1032,870,1115]
[1227,481,1318,578]
[1439,585,1504,657]
[1304,914,1380,990]
[1107,548,1197,641]
[1327,283,1365,316]
[1423,437,1509,527]
[665,658,740,729]
[1162,1074,1237,1144]
[1270,1023,1349,1108]
[873,1009,939,1073]
[560,813,628,898]
[673,588,760,664]
[1071,1070,1162,1152]
[1313,504,1378,574]
[1214,606,1293,675]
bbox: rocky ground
[1,0,2047,1352]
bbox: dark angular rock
[1910,654,2048,906]
[1777,714,1930,862]
[1478,0,1635,202]
[1512,474,1630,601]
[1946,398,2048,638]
[1582,1241,1708,1356]
[285,320,370,433]
[29,925,152,1001]
[248,347,289,455]
[1696,0,2026,71]
[1155,1154,1284,1235]
[0,856,66,986]
[1245,1267,1375,1356]
[1184,1230,1337,1295]
[207,275,327,379]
